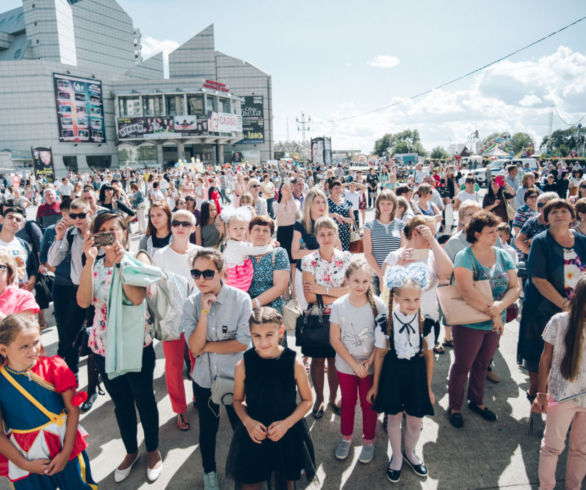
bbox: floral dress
[327,198,352,251]
[88,259,151,357]
[248,247,291,312]
[563,247,585,299]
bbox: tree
[430,146,449,159]
[541,127,583,156]
[373,129,426,157]
[511,132,534,154]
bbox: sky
[6,0,586,154]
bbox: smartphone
[93,232,115,247]
[411,249,429,262]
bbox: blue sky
[6,0,586,153]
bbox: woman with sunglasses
[138,200,172,258]
[247,178,268,216]
[180,248,252,490]
[569,178,586,205]
[152,210,199,432]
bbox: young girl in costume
[330,257,386,464]
[227,307,316,489]
[222,208,273,292]
[367,263,435,484]
[0,314,97,489]
[532,276,586,490]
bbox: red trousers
[337,371,377,440]
[162,334,195,414]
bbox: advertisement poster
[54,73,105,143]
[117,116,209,139]
[324,137,332,165]
[208,112,242,133]
[239,95,264,144]
[31,147,56,183]
[311,138,324,164]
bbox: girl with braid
[330,257,386,464]
[367,264,435,484]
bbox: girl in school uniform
[367,263,435,484]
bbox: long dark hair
[561,276,586,381]
[199,200,215,227]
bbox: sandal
[328,402,341,415]
[433,344,445,354]
[176,413,191,431]
[442,340,454,348]
[312,402,325,419]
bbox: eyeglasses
[527,195,539,199]
[251,184,260,188]
[171,220,192,228]
[190,269,216,280]
[0,264,8,271]
[537,203,545,208]
[70,212,87,220]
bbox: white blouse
[375,309,434,360]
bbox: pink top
[0,285,39,315]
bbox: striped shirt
[364,219,405,267]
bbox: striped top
[364,219,405,267]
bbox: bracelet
[537,392,547,397]
[253,298,260,309]
[201,309,210,315]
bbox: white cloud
[310,46,586,154]
[140,36,180,78]
[367,55,400,69]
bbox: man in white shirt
[58,177,74,200]
[454,176,480,211]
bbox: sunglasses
[171,220,192,228]
[190,269,216,280]
[251,184,260,188]
[527,195,538,199]
[70,212,87,220]
[0,264,8,271]
[537,203,545,208]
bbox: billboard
[117,116,209,140]
[324,137,332,165]
[31,147,56,183]
[311,138,324,165]
[208,112,242,133]
[54,73,105,143]
[239,96,264,144]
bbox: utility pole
[296,112,311,165]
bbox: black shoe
[468,402,497,421]
[386,466,401,484]
[81,392,98,412]
[447,409,464,428]
[402,451,428,478]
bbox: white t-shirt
[344,190,360,209]
[58,182,73,197]
[152,243,199,291]
[374,308,435,360]
[330,295,387,375]
[455,190,480,203]
[383,250,439,320]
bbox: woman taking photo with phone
[77,211,162,483]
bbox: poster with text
[54,73,105,143]
[239,95,264,143]
[31,147,56,183]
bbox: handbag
[506,302,519,323]
[208,356,234,406]
[295,294,331,350]
[436,251,493,326]
[505,199,516,221]
[282,298,302,331]
[349,222,364,253]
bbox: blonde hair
[302,188,328,234]
[314,215,338,234]
[239,193,254,207]
[171,209,196,225]
[345,257,378,317]
[0,250,17,285]
[0,314,40,364]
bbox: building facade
[0,0,272,176]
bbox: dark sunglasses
[171,220,192,228]
[527,194,538,199]
[0,264,8,271]
[537,202,545,208]
[70,212,87,220]
[190,268,216,280]
[580,185,586,189]
[251,184,260,188]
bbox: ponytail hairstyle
[560,276,586,381]
[345,256,378,317]
[0,314,40,365]
[384,263,431,355]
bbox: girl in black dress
[228,307,316,489]
[367,264,435,484]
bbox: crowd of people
[0,156,584,489]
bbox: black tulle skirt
[226,418,316,485]
[373,351,434,418]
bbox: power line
[327,15,586,123]
[554,105,586,126]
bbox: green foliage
[373,129,426,157]
[430,146,449,159]
[541,126,585,157]
[511,132,534,154]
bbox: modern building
[0,0,273,176]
